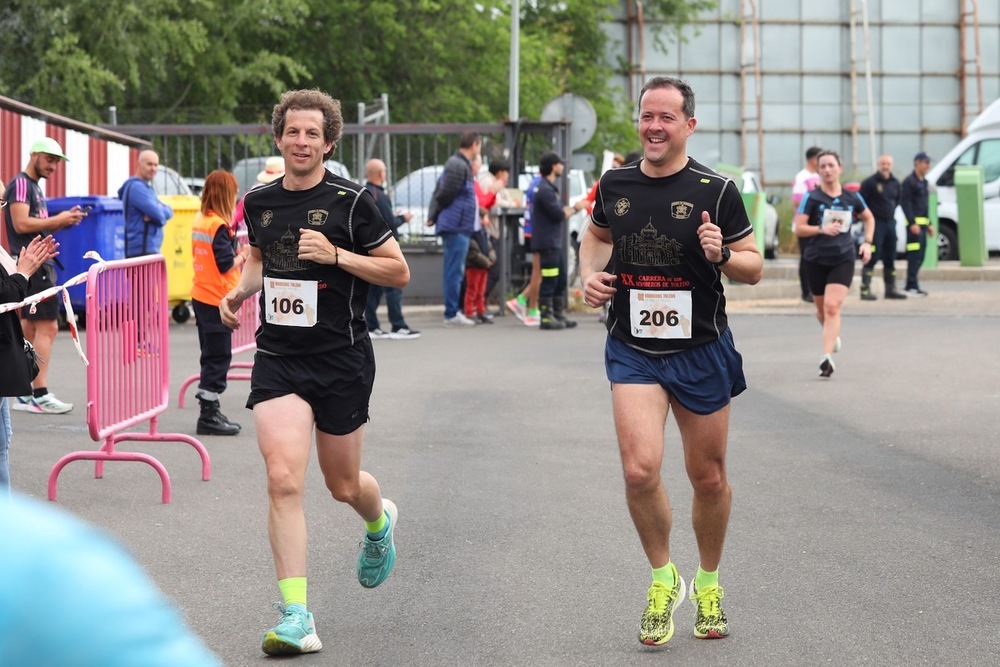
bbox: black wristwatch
[713,246,731,267]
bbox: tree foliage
[0,0,714,155]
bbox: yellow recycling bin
[158,194,202,323]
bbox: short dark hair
[817,149,841,166]
[272,89,343,161]
[459,132,481,150]
[806,146,823,160]
[637,76,695,119]
[488,159,510,176]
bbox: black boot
[553,294,577,329]
[197,399,241,436]
[860,268,877,301]
[539,299,565,330]
[884,267,907,299]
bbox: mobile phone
[80,205,93,213]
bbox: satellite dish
[540,93,597,151]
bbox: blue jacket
[428,152,477,235]
[118,177,173,257]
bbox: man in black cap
[530,151,587,330]
[900,151,936,297]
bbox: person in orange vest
[191,170,248,435]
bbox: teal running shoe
[261,602,322,655]
[357,498,397,588]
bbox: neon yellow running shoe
[638,573,686,646]
[690,581,729,639]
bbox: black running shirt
[591,158,752,355]
[244,170,393,355]
[799,188,868,266]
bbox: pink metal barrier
[177,230,257,407]
[48,255,211,503]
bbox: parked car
[183,177,205,196]
[391,165,443,243]
[740,170,781,259]
[232,156,353,197]
[151,165,195,196]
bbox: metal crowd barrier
[47,255,211,503]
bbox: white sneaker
[369,328,390,340]
[28,393,74,414]
[11,396,37,412]
[443,313,476,327]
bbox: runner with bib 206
[580,75,762,647]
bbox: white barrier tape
[0,252,106,365]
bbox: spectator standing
[505,172,544,326]
[119,149,174,258]
[191,170,247,436]
[0,187,60,491]
[219,89,409,656]
[479,159,513,301]
[532,152,584,331]
[794,150,874,378]
[792,147,823,302]
[858,155,906,300]
[464,223,496,323]
[580,76,762,646]
[364,158,419,339]
[900,152,935,297]
[427,132,481,327]
[3,138,87,415]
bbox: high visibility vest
[191,211,240,306]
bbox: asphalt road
[7,275,1000,666]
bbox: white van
[897,97,1000,260]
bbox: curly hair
[272,89,343,161]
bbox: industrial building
[608,0,1000,186]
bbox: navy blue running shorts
[604,329,747,415]
[247,338,375,435]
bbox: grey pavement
[7,260,1000,666]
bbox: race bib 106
[264,277,318,327]
[629,289,693,339]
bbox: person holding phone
[3,138,87,414]
[793,150,874,378]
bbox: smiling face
[637,86,696,176]
[275,108,334,183]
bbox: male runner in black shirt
[580,76,762,647]
[220,89,410,656]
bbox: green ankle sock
[695,567,719,591]
[517,294,527,306]
[365,510,387,538]
[278,577,307,607]
[651,562,676,589]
